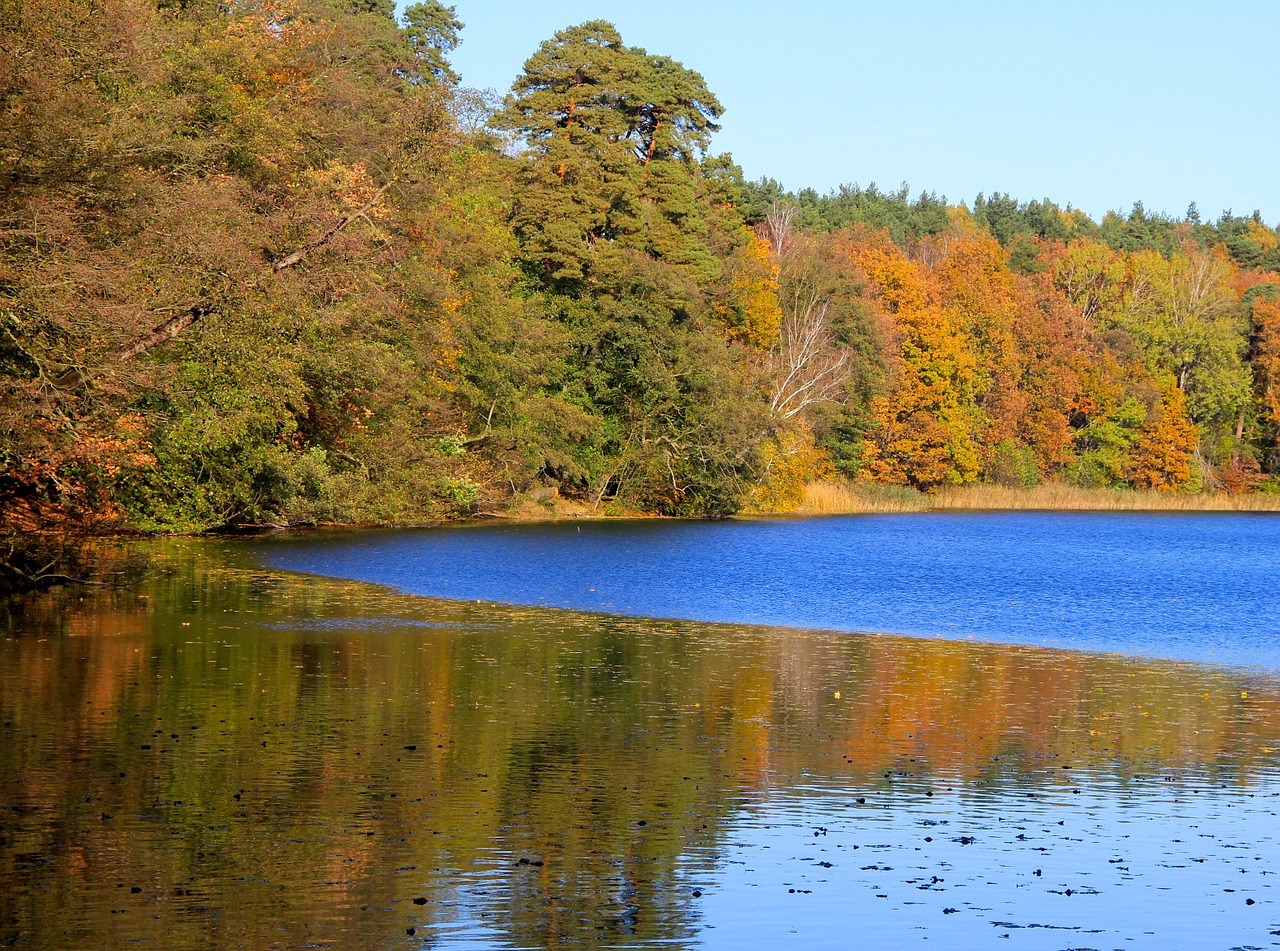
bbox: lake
[252,512,1280,670]
[2,514,1279,949]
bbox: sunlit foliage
[4,5,1280,539]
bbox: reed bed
[797,481,931,514]
[797,480,1280,515]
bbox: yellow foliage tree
[934,235,1024,457]
[1247,219,1279,253]
[718,231,782,349]
[746,427,834,513]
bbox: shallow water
[251,512,1280,670]
[2,533,1279,949]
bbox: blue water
[251,512,1280,670]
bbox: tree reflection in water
[2,538,1278,949]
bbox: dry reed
[798,481,931,515]
[797,480,1280,515]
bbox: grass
[796,480,1280,515]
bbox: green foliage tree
[1068,397,1147,487]
[0,0,475,531]
[493,20,725,288]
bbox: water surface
[2,534,1279,949]
[253,512,1280,670]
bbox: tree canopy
[4,6,1280,540]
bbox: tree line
[4,0,1280,534]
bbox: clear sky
[440,0,1279,225]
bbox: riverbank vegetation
[796,481,1280,516]
[5,1,1280,546]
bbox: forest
[5,0,1280,541]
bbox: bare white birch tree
[760,202,854,420]
[767,298,852,418]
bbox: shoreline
[5,479,1277,592]
[10,479,1280,541]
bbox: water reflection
[2,538,1279,949]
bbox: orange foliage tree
[1125,384,1199,490]
[856,241,981,489]
[1250,291,1280,435]
[1009,261,1090,476]
[933,235,1027,475]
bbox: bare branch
[52,304,209,390]
[759,201,796,256]
[764,230,855,420]
[767,296,853,419]
[271,182,392,272]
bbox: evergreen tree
[492,21,765,514]
[402,1,464,84]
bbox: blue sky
[440,1,1279,225]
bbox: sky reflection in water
[1,533,1279,949]
[253,512,1280,670]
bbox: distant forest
[5,0,1280,534]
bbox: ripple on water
[251,513,1280,670]
[3,536,1280,949]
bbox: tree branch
[271,183,392,272]
[50,180,394,391]
[53,304,209,389]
